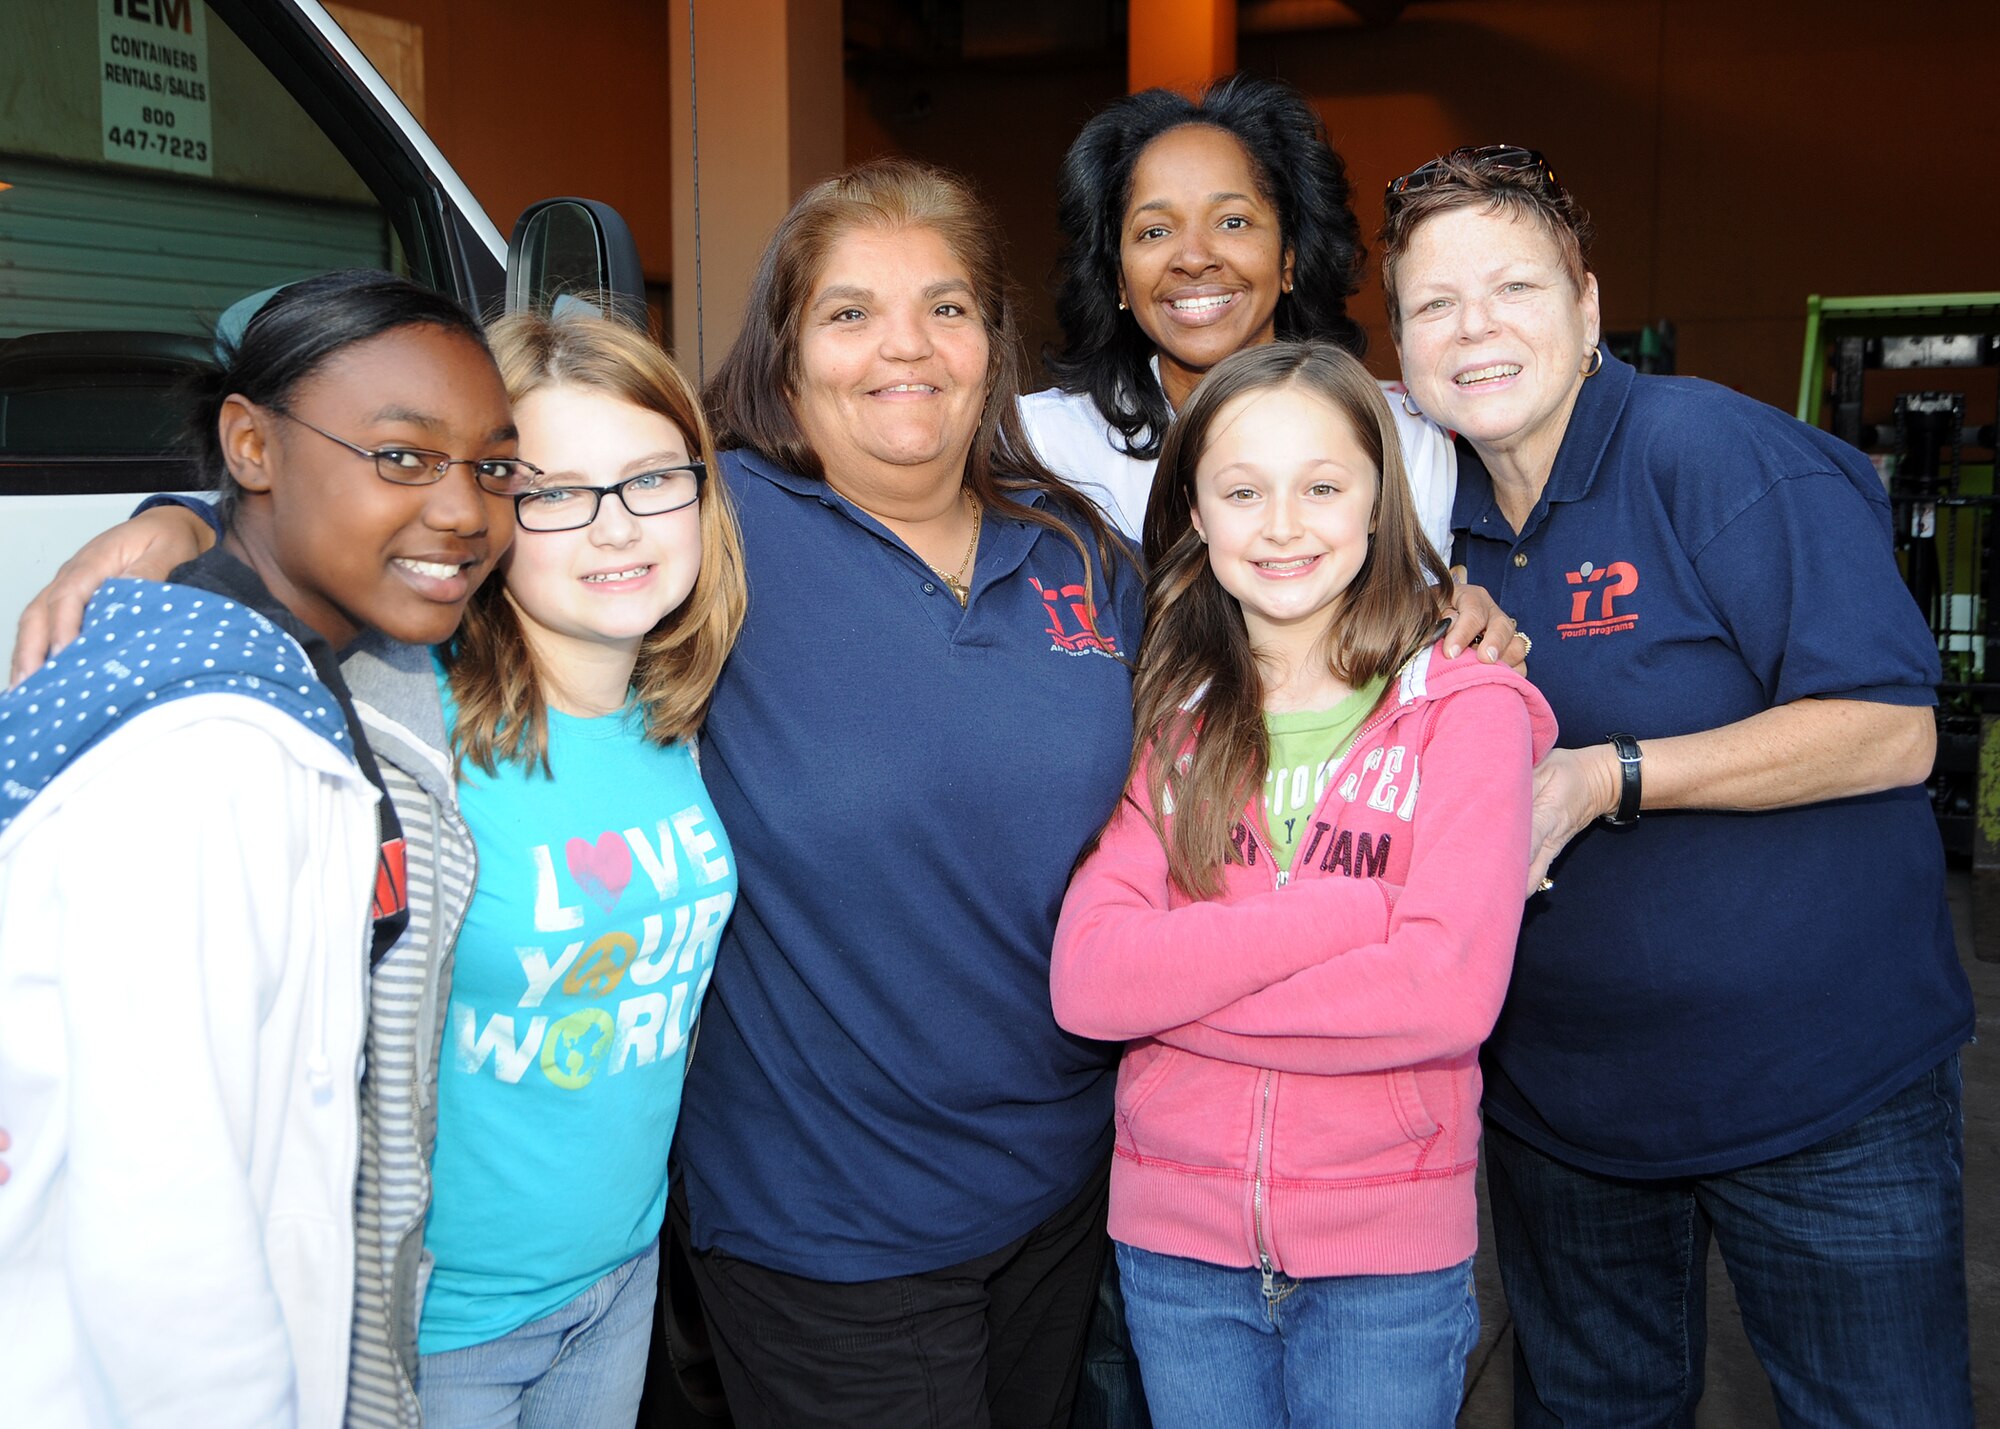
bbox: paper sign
[99,0,213,176]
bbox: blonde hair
[443,309,747,776]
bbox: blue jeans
[1114,1243,1477,1428]
[1487,1055,1972,1429]
[417,1240,660,1429]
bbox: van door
[0,0,627,642]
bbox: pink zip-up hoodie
[1052,642,1557,1279]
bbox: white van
[0,0,643,642]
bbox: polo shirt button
[1513,551,1529,568]
[923,582,937,594]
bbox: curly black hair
[1044,74,1367,461]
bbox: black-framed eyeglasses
[512,463,707,532]
[275,409,545,497]
[1384,145,1565,214]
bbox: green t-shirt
[1263,676,1388,872]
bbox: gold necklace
[925,498,983,607]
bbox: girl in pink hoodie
[1052,341,1556,1428]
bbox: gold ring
[1537,876,1555,892]
[1515,631,1533,657]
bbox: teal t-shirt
[420,668,737,1353]
[1263,676,1387,872]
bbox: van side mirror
[506,198,647,322]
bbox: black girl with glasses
[0,270,521,1427]
[1,298,751,1429]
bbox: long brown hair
[443,309,748,776]
[705,156,1129,600]
[1133,342,1452,897]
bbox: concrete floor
[1457,871,2000,1426]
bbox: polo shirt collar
[728,446,829,500]
[723,444,1055,603]
[726,444,1051,514]
[1449,346,1635,538]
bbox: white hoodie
[0,694,375,1428]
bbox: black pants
[671,1157,1110,1429]
[1068,1246,1152,1429]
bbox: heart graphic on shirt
[566,832,633,914]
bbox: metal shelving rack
[1798,293,2000,958]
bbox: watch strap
[1604,733,1642,826]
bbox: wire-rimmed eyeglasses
[512,463,707,532]
[275,409,545,497]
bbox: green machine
[1797,292,2000,432]
[1798,293,2000,958]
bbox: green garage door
[0,153,392,340]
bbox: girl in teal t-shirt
[415,311,747,1428]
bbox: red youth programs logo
[1030,578,1121,657]
[1559,559,1638,638]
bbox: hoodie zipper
[1251,1066,1277,1294]
[1245,815,1284,1288]
[1245,692,1404,1288]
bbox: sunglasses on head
[1384,145,1565,214]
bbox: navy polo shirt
[675,449,1138,1280]
[1456,353,1974,1178]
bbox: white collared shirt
[1018,359,1457,554]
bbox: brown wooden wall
[347,0,676,285]
[852,0,2000,410]
[343,1,1997,411]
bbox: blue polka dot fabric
[0,578,353,838]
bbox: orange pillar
[668,0,843,379]
[1128,0,1237,95]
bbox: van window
[0,0,480,491]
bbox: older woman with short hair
[669,158,1141,1429]
[1380,146,1975,1427]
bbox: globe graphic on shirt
[541,1007,615,1090]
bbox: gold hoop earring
[1401,391,1422,418]
[1581,347,1603,378]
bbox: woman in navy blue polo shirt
[664,158,1142,1429]
[1379,147,1975,1426]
